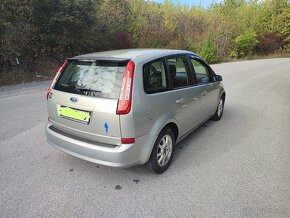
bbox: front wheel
[211,96,225,121]
[147,128,175,174]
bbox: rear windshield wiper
[76,88,102,93]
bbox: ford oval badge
[70,97,78,103]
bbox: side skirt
[175,114,213,144]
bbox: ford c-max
[45,49,225,174]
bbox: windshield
[54,61,126,99]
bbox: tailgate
[48,90,121,145]
[47,59,128,146]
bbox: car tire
[147,128,175,174]
[211,96,225,121]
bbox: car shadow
[168,102,261,172]
[57,102,260,179]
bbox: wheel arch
[221,91,226,100]
[143,115,180,164]
[162,122,179,142]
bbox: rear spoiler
[67,56,130,64]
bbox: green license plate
[58,106,91,124]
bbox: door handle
[202,91,207,96]
[176,98,185,104]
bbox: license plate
[57,106,91,124]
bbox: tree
[92,0,132,50]
[1,0,290,80]
[0,0,34,66]
[31,0,96,59]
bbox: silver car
[45,49,225,174]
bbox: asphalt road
[0,58,289,217]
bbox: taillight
[116,60,135,115]
[47,60,68,99]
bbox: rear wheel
[147,128,175,174]
[211,96,225,121]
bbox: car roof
[70,49,197,62]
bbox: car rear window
[54,61,126,99]
[143,59,169,94]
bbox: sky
[153,0,224,8]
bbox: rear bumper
[45,123,149,168]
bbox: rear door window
[143,59,169,94]
[167,56,193,88]
[54,61,126,98]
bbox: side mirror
[214,75,223,82]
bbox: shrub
[255,32,285,55]
[234,29,259,57]
[113,31,134,49]
[194,40,219,64]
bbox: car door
[190,57,219,121]
[166,55,200,136]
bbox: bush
[234,29,259,58]
[193,40,219,64]
[0,68,31,86]
[255,32,285,55]
[113,31,134,49]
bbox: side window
[191,59,210,84]
[167,56,192,88]
[143,59,168,94]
